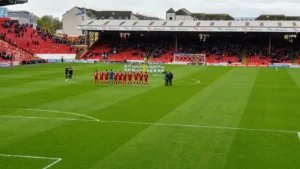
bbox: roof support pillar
[269,33,272,56]
[175,33,178,52]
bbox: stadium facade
[7,10,38,28]
[78,19,299,51]
[166,8,235,21]
[62,6,160,37]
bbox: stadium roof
[192,13,235,20]
[0,0,28,6]
[255,14,300,21]
[73,7,160,20]
[76,7,133,20]
[166,8,175,13]
[175,8,192,16]
[168,8,234,20]
[78,20,300,33]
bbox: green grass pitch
[1,63,300,169]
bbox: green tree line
[37,15,62,34]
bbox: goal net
[173,54,206,65]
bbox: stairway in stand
[241,47,248,64]
[291,57,298,65]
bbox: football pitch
[1,63,300,169]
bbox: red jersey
[100,72,104,80]
[139,73,143,80]
[94,72,98,77]
[118,72,123,80]
[134,72,138,79]
[114,72,118,80]
[128,73,133,80]
[105,72,109,79]
[123,73,127,81]
[144,73,148,79]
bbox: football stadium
[1,1,300,169]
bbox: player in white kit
[157,65,161,75]
[124,64,128,72]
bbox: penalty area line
[0,115,298,135]
[0,108,100,122]
[0,154,62,169]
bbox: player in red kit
[139,72,143,86]
[118,71,123,85]
[128,71,133,85]
[94,70,99,85]
[114,71,118,85]
[104,70,109,85]
[134,71,138,86]
[99,70,104,85]
[122,71,127,85]
[144,72,149,86]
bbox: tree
[37,15,62,33]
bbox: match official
[65,67,69,79]
[168,71,173,86]
[165,71,169,86]
[68,67,73,79]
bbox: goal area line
[0,154,62,169]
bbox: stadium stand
[82,34,175,62]
[0,40,35,62]
[0,19,75,55]
[81,29,300,64]
[82,37,242,64]
[0,18,36,62]
[247,46,292,65]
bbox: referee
[168,71,173,86]
[68,67,73,79]
[164,71,169,86]
[65,67,69,79]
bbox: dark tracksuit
[68,69,73,79]
[65,68,69,79]
[165,73,169,86]
[169,72,173,86]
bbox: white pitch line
[43,158,62,169]
[0,115,298,134]
[0,108,100,121]
[0,115,96,122]
[0,154,62,169]
[298,132,300,140]
[276,66,278,71]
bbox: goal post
[173,54,206,65]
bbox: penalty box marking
[0,154,62,169]
[0,108,99,122]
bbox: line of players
[94,70,149,86]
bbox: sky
[7,0,300,19]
